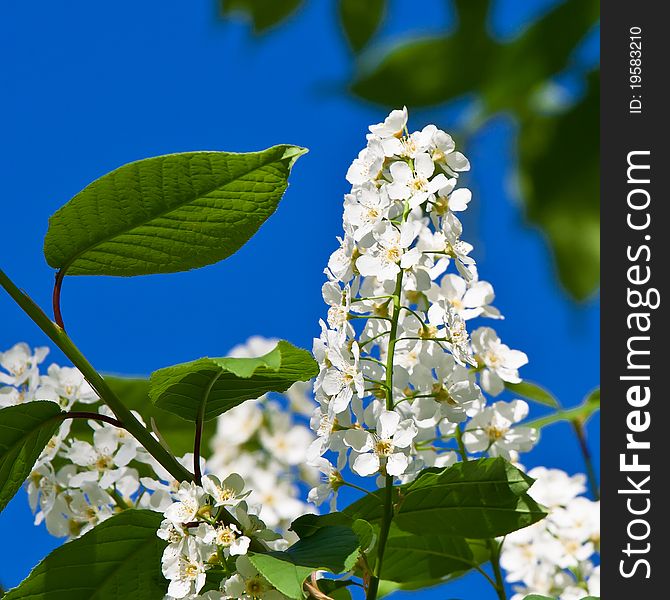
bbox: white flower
[259,421,313,466]
[321,281,353,336]
[0,343,48,387]
[38,364,98,407]
[587,565,600,596]
[471,327,528,396]
[346,138,384,185]
[386,153,449,209]
[345,410,417,477]
[201,522,251,557]
[526,467,586,508]
[355,221,420,282]
[344,183,392,242]
[164,482,207,525]
[318,334,364,414]
[162,538,208,599]
[307,457,343,511]
[368,106,408,140]
[463,400,537,459]
[202,473,247,507]
[428,274,501,321]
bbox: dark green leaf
[44,145,307,277]
[221,0,304,33]
[505,381,559,408]
[4,510,167,599]
[0,401,62,513]
[519,71,599,300]
[249,525,360,599]
[345,458,546,538]
[289,511,354,538]
[339,0,386,52]
[381,527,489,583]
[150,340,318,422]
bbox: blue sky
[0,1,599,596]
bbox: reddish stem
[53,270,66,330]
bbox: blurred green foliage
[219,0,600,300]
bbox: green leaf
[44,145,307,278]
[505,381,559,408]
[345,458,546,538]
[0,401,62,513]
[249,525,360,599]
[221,0,304,33]
[4,510,167,599]
[381,527,489,583]
[526,387,600,430]
[519,71,600,300]
[150,340,318,422]
[339,0,386,52]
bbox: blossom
[471,327,528,395]
[386,153,449,209]
[162,537,208,599]
[0,342,48,387]
[307,457,343,511]
[202,473,247,507]
[164,482,207,525]
[345,410,417,477]
[463,400,537,459]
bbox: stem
[571,420,600,500]
[194,374,221,485]
[52,270,66,330]
[61,411,125,429]
[456,426,468,461]
[366,271,403,600]
[1,267,269,552]
[0,267,192,482]
[486,539,507,600]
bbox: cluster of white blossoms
[2,110,601,599]
[502,467,600,600]
[1,338,314,545]
[309,107,536,499]
[157,475,291,599]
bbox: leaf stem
[61,411,125,429]
[0,267,193,483]
[486,538,507,600]
[194,374,221,485]
[571,420,600,500]
[52,269,66,330]
[366,270,403,600]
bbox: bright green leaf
[380,527,489,583]
[526,387,600,430]
[249,525,360,599]
[339,0,386,52]
[0,401,62,513]
[345,458,546,538]
[3,510,167,599]
[150,340,318,422]
[506,381,559,408]
[221,0,304,33]
[44,145,307,277]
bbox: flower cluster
[157,475,291,599]
[309,107,535,501]
[502,467,600,600]
[2,338,314,546]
